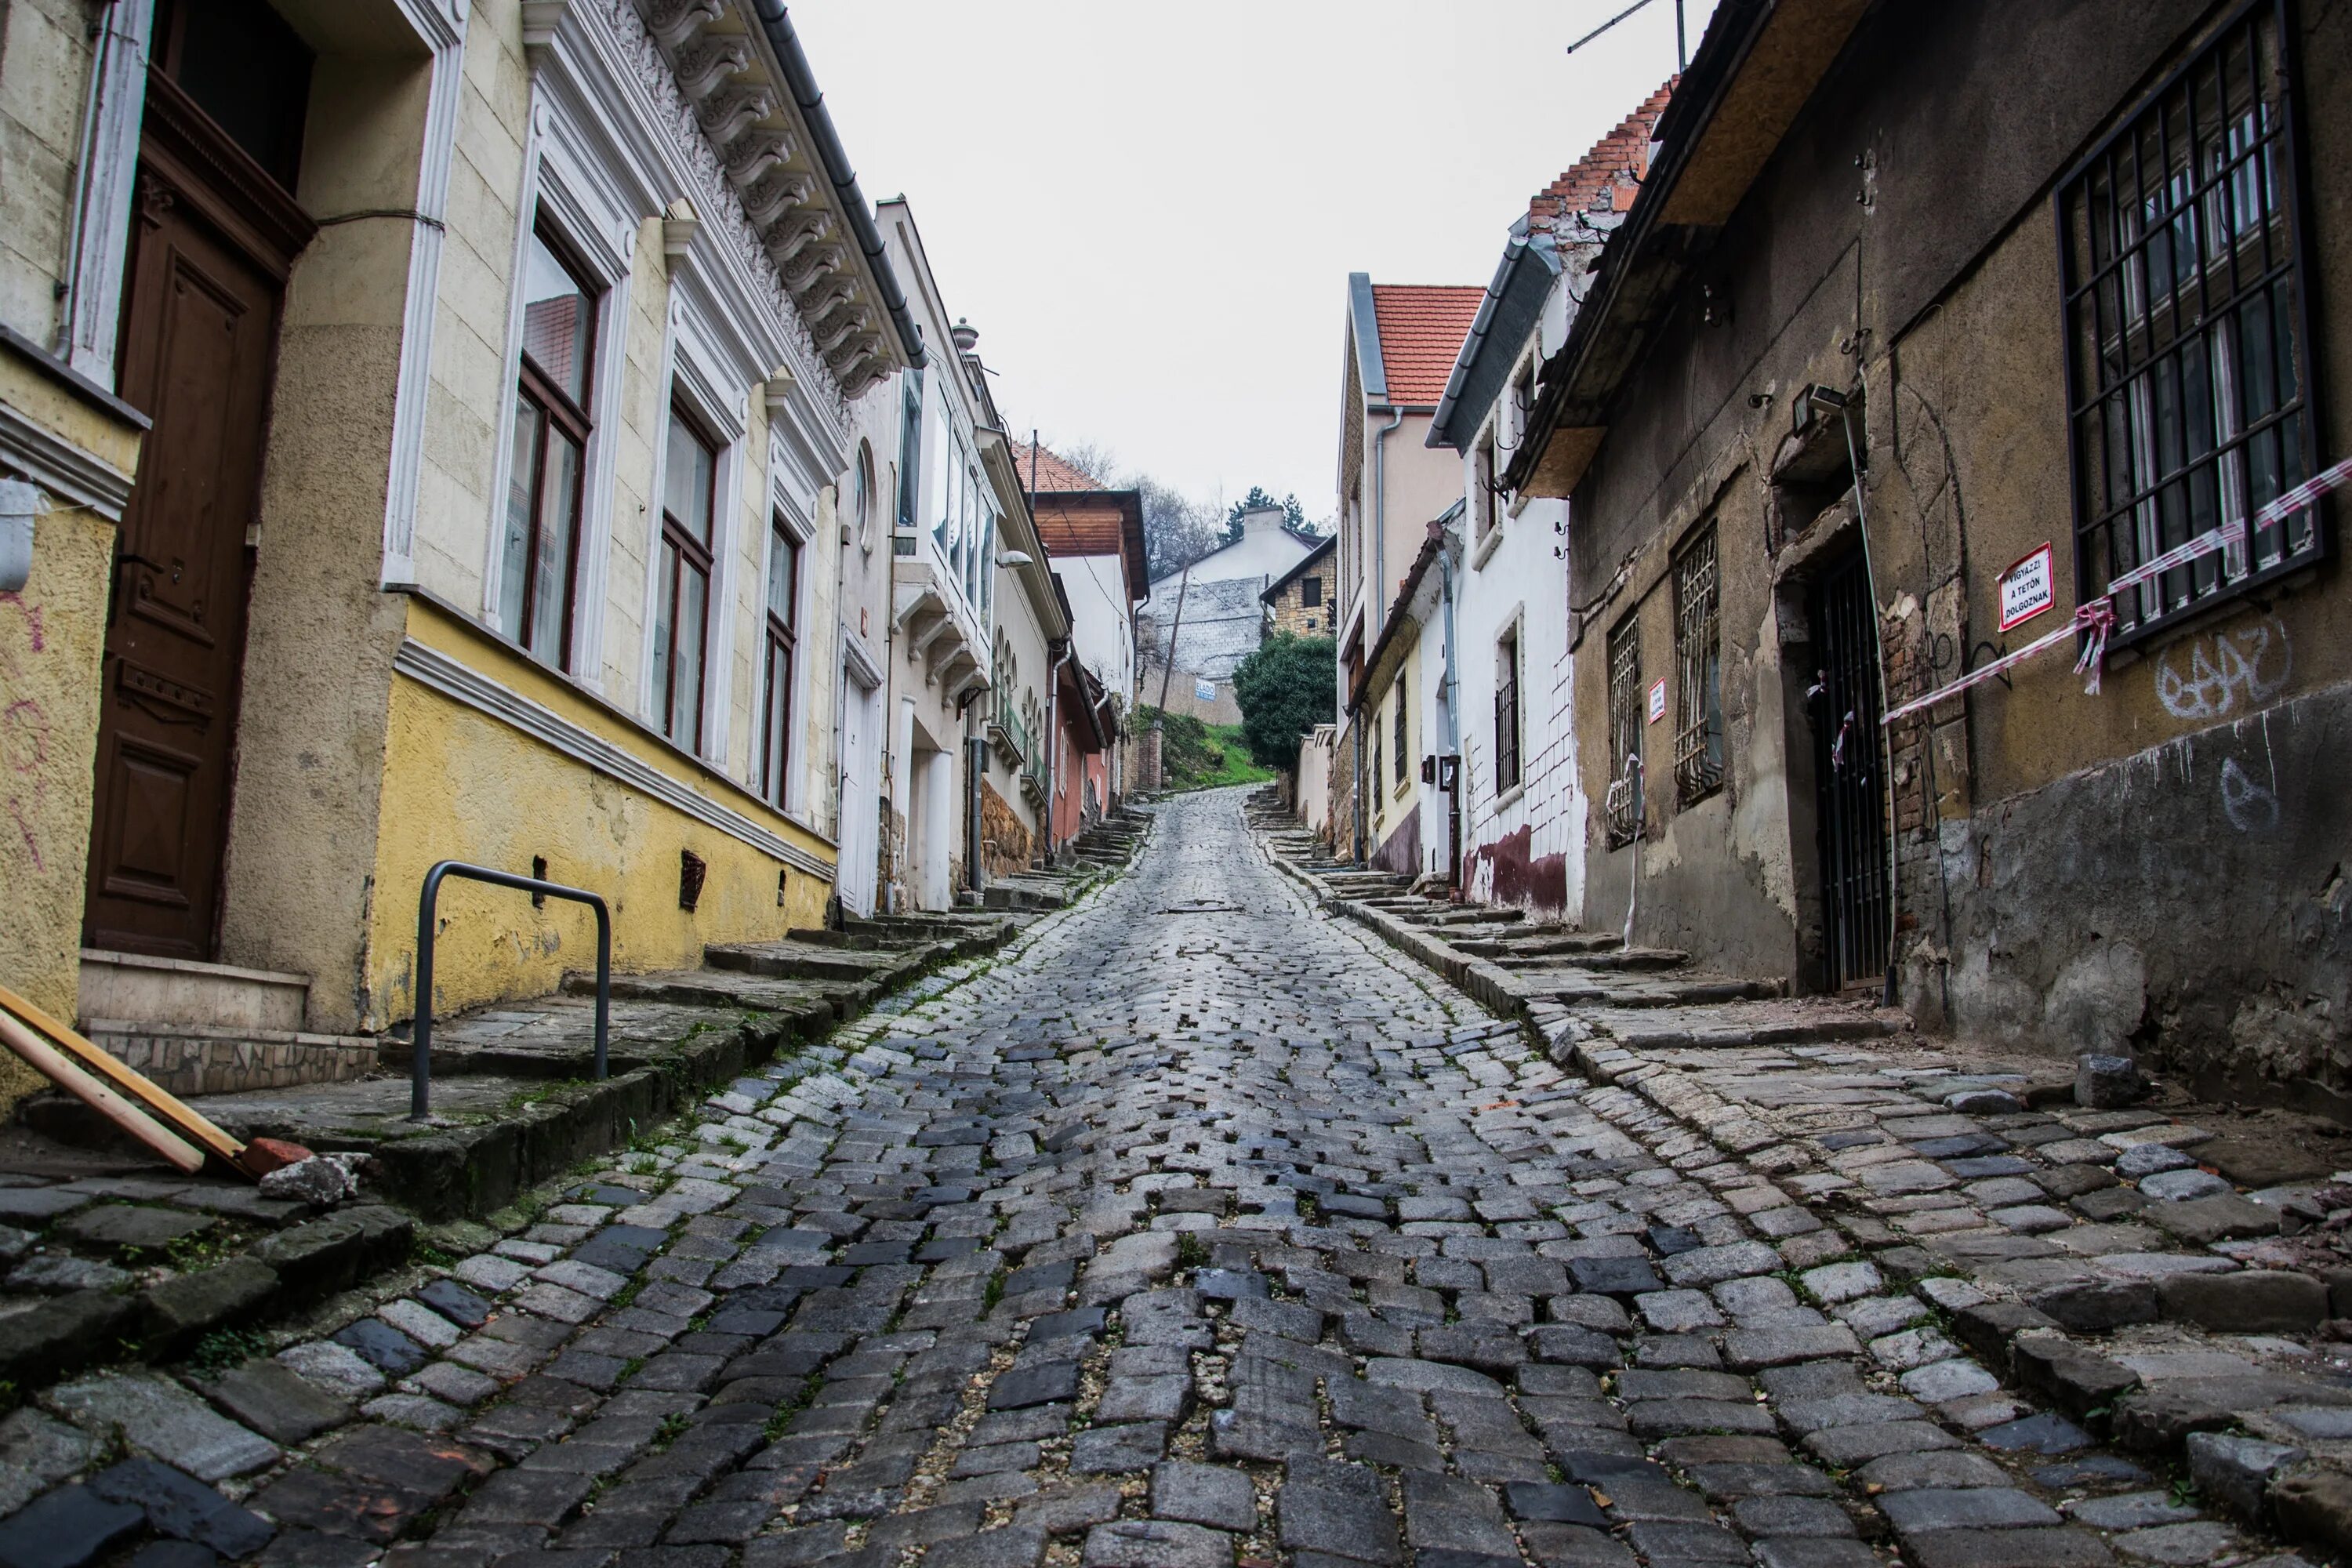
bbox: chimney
[1241,504,1287,539]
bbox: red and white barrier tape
[1882,453,2351,727]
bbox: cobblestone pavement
[0,789,2323,1568]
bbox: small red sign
[1999,544,2056,631]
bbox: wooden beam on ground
[0,982,246,1167]
[0,1008,205,1174]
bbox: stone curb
[0,1204,415,1391]
[1250,806,2352,1565]
[1255,837,1526,1019]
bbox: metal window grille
[1606,615,1642,844]
[1494,629,1521,793]
[2058,0,2321,643]
[1672,527,1724,804]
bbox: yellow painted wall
[0,351,143,1108]
[365,596,834,1029]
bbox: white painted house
[1421,89,1670,918]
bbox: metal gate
[1809,550,1890,989]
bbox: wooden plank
[0,982,245,1165]
[0,1009,205,1174]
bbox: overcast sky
[792,1,1715,523]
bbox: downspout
[1045,644,1074,856]
[1370,406,1405,641]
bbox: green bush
[1137,707,1272,791]
[1232,633,1338,771]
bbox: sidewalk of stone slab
[1252,794,2352,1565]
[0,825,1145,1410]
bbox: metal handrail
[412,861,609,1121]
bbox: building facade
[1330,276,1480,866]
[1419,90,1670,916]
[1,0,936,1101]
[1514,0,2352,1106]
[1025,449,1144,824]
[1261,535,1336,641]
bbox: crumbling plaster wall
[1564,0,2352,1101]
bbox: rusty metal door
[83,150,284,958]
[1809,550,1890,989]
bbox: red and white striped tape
[1882,452,2351,728]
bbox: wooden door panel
[83,165,280,959]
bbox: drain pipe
[1370,405,1405,641]
[1044,643,1073,858]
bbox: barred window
[2060,0,2320,641]
[1672,526,1723,805]
[1606,615,1642,845]
[1494,626,1522,793]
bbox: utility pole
[1149,565,1190,791]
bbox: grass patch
[190,1329,265,1374]
[1134,707,1274,791]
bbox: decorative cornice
[392,634,837,879]
[614,0,904,427]
[0,401,138,521]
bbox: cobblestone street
[0,789,2322,1568]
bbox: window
[1494,626,1522,793]
[853,440,876,553]
[2060,0,2318,641]
[653,407,717,750]
[1673,526,1724,804]
[896,370,924,532]
[500,227,597,670]
[1473,430,1498,544]
[759,515,799,808]
[1301,575,1323,608]
[1392,679,1409,790]
[1606,615,1643,844]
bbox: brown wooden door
[83,157,283,958]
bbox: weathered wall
[1940,682,2351,1112]
[1560,0,2352,1098]
[217,47,428,1028]
[979,779,1029,879]
[367,599,830,1029]
[0,495,115,1105]
[0,0,146,1106]
[0,0,91,342]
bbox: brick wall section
[980,782,1031,878]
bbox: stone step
[1511,969,1783,1008]
[1495,946,1688,971]
[568,967,869,1018]
[705,940,944,983]
[1452,930,1624,958]
[82,1020,379,1098]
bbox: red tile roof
[1020,448,1110,493]
[1528,82,1675,241]
[1369,285,1485,408]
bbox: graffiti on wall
[2154,616,2290,721]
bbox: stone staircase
[973,805,1152,911]
[1248,797,1899,1056]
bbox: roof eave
[1506,0,1872,498]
